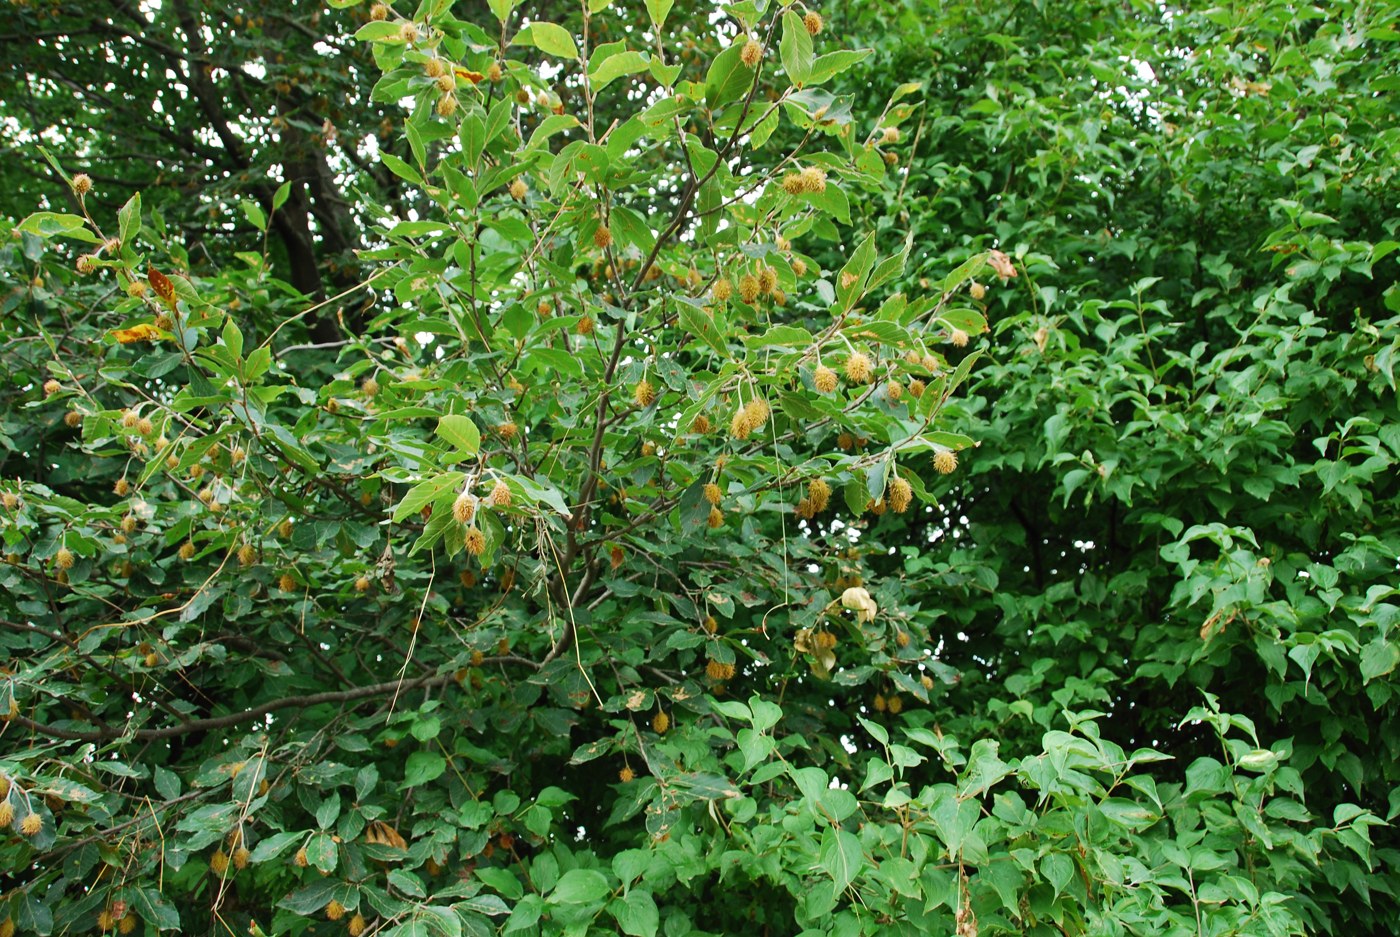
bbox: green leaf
[17,211,95,241]
[265,423,320,473]
[354,21,405,42]
[837,231,878,310]
[780,12,814,84]
[818,827,865,893]
[549,869,611,905]
[132,888,181,931]
[393,472,465,523]
[436,414,481,455]
[118,193,142,244]
[306,831,338,873]
[519,22,578,60]
[705,43,754,109]
[403,751,447,787]
[644,0,673,28]
[249,831,304,863]
[808,49,872,84]
[278,879,346,915]
[241,200,267,231]
[381,152,424,185]
[1360,638,1399,683]
[678,302,729,356]
[611,889,660,937]
[591,50,651,91]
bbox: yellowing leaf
[111,323,163,344]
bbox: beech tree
[2,1,1397,936]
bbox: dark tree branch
[8,655,536,743]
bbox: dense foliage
[2,1,1397,936]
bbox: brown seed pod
[757,266,777,295]
[633,379,656,408]
[814,365,838,393]
[706,659,736,681]
[593,225,613,249]
[738,274,760,304]
[453,492,477,525]
[844,352,873,384]
[728,406,753,441]
[799,166,827,193]
[934,450,958,475]
[740,39,763,68]
[804,11,824,35]
[652,710,670,734]
[703,482,722,506]
[888,477,913,513]
[743,397,770,429]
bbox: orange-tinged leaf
[111,323,162,344]
[454,68,485,84]
[148,267,176,305]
